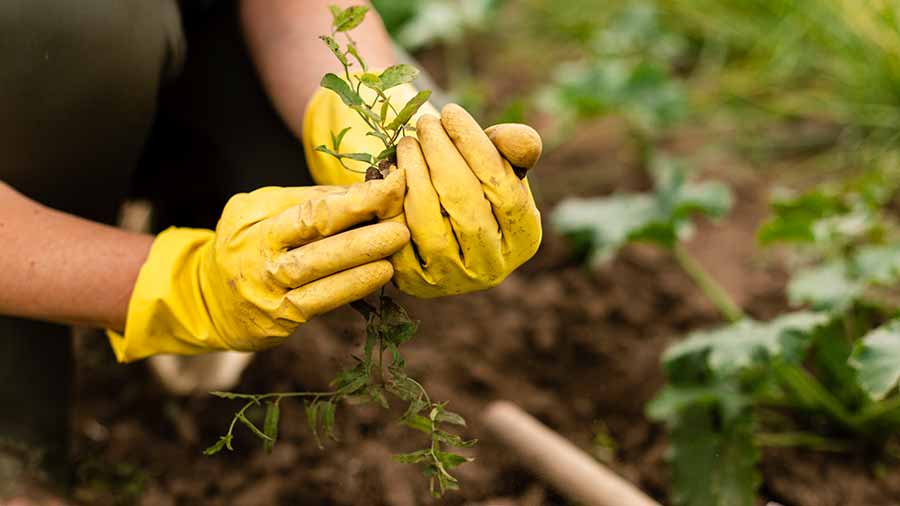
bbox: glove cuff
[107,227,226,362]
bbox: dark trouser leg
[0,0,185,490]
[136,1,313,231]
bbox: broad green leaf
[404,414,433,434]
[853,243,900,284]
[379,64,420,90]
[375,145,397,163]
[552,162,732,264]
[263,401,280,454]
[851,319,900,400]
[358,72,383,92]
[320,73,363,107]
[387,90,432,130]
[319,35,348,67]
[333,5,369,32]
[668,406,759,506]
[787,262,860,311]
[393,449,432,464]
[663,311,828,376]
[758,189,847,245]
[647,383,748,426]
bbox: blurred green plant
[555,163,900,505]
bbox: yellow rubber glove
[389,105,542,297]
[107,170,408,362]
[302,84,542,297]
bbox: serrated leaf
[851,319,900,400]
[387,90,432,130]
[379,298,418,345]
[333,5,369,32]
[379,64,419,90]
[320,73,363,107]
[319,35,348,67]
[203,434,233,455]
[393,449,432,464]
[787,261,861,311]
[663,311,828,376]
[263,401,280,454]
[668,406,759,506]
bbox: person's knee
[0,0,185,220]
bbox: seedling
[205,6,473,498]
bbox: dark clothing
[0,0,312,486]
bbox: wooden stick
[483,401,662,506]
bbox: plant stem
[673,243,745,322]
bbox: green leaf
[435,451,471,469]
[851,319,900,400]
[328,4,343,21]
[663,311,828,376]
[350,103,381,124]
[319,35,348,67]
[379,64,420,90]
[770,361,857,428]
[237,413,273,442]
[433,430,477,448]
[787,261,861,311]
[263,401,280,454]
[332,126,351,151]
[333,5,369,32]
[203,434,233,456]
[387,90,432,130]
[321,401,337,441]
[346,41,366,71]
[552,162,733,264]
[435,409,467,427]
[379,298,418,345]
[305,400,322,449]
[668,406,759,506]
[758,190,847,245]
[647,383,748,426]
[358,72,383,92]
[404,414,433,434]
[853,243,900,285]
[320,73,363,107]
[393,449,432,464]
[375,145,397,163]
[209,391,247,400]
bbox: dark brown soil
[70,124,900,506]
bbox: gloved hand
[302,84,543,297]
[389,105,542,297]
[108,170,408,362]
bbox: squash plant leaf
[851,319,900,400]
